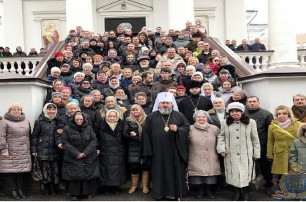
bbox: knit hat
[191,72,203,81]
[51,92,63,99]
[141,47,149,52]
[8,103,23,112]
[186,65,196,71]
[137,55,150,62]
[82,63,93,69]
[176,85,186,91]
[227,102,245,113]
[54,51,64,58]
[51,67,61,74]
[74,72,85,79]
[233,88,247,99]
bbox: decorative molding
[97,0,152,12]
[194,7,217,19]
[32,10,66,21]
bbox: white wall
[194,0,226,42]
[241,76,306,113]
[22,0,66,53]
[0,82,48,130]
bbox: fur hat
[8,103,23,112]
[187,80,202,89]
[51,67,61,74]
[227,102,245,113]
[54,52,64,58]
[186,65,196,71]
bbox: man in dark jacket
[244,96,274,192]
[178,80,213,124]
[130,71,154,103]
[197,42,211,64]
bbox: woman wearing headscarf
[123,104,150,194]
[217,102,260,201]
[267,105,300,187]
[188,110,220,199]
[99,96,127,121]
[31,103,60,196]
[102,76,121,98]
[96,110,127,194]
[0,104,31,199]
[62,111,99,200]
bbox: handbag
[249,160,266,192]
[31,156,42,181]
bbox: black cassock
[179,95,213,124]
[142,110,190,200]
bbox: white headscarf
[152,92,179,112]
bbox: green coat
[289,123,306,172]
[267,120,300,174]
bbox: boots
[232,187,241,201]
[142,171,150,193]
[50,183,57,195]
[17,190,27,199]
[206,185,215,199]
[128,174,140,194]
[242,186,250,201]
[196,184,204,199]
[11,190,20,200]
[42,183,49,196]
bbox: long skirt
[68,179,97,196]
[39,160,59,184]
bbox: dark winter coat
[31,114,59,161]
[61,118,99,181]
[46,58,64,75]
[91,79,109,94]
[96,119,127,186]
[122,120,142,163]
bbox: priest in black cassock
[179,81,213,124]
[142,92,190,200]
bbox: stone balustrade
[235,51,274,72]
[297,49,306,68]
[0,56,43,75]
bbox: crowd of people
[0,46,47,57]
[0,21,305,201]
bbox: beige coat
[0,113,31,173]
[217,118,260,188]
[188,123,221,176]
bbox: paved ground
[1,183,275,201]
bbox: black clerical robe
[179,94,213,124]
[142,110,190,200]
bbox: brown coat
[0,113,31,173]
[188,122,221,176]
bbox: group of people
[1,21,305,201]
[0,46,47,57]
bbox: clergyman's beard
[159,107,172,115]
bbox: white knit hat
[51,67,61,74]
[227,102,245,113]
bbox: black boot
[232,187,241,201]
[242,186,250,201]
[196,184,204,199]
[42,183,49,196]
[50,183,57,195]
[11,190,20,200]
[17,190,27,199]
[206,185,215,199]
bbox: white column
[224,0,247,42]
[66,0,97,32]
[2,0,25,49]
[268,0,299,68]
[153,0,194,30]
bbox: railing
[0,40,66,78]
[235,51,274,72]
[0,57,43,75]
